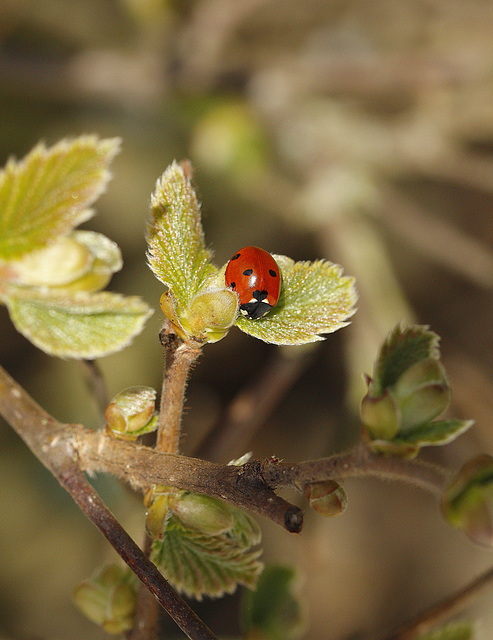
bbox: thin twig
[0,363,216,640]
[126,535,160,640]
[62,470,217,640]
[373,565,493,640]
[79,359,109,419]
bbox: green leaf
[150,514,263,600]
[416,621,474,640]
[241,565,305,640]
[371,419,474,458]
[146,161,216,309]
[372,325,440,396]
[235,256,357,345]
[0,136,120,259]
[399,419,474,446]
[5,288,152,358]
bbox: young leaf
[235,256,357,345]
[5,289,152,359]
[371,419,474,458]
[372,324,441,396]
[241,565,305,640]
[0,136,120,259]
[146,161,216,309]
[150,515,263,600]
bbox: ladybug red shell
[225,246,282,319]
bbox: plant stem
[0,363,216,640]
[157,324,201,454]
[126,536,160,640]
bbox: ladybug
[225,246,282,319]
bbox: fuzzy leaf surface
[146,162,216,308]
[151,513,263,600]
[235,256,357,345]
[6,289,152,358]
[0,136,120,259]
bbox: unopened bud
[105,386,157,441]
[73,564,136,634]
[172,492,235,535]
[361,390,400,440]
[304,480,347,517]
[442,454,493,547]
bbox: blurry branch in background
[377,186,493,290]
[373,565,493,640]
[194,345,316,462]
[79,359,110,420]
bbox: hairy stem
[157,324,201,454]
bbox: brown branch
[157,324,201,454]
[0,363,216,640]
[126,535,160,640]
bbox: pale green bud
[145,493,171,540]
[442,454,493,547]
[172,492,235,535]
[73,564,136,634]
[184,288,239,343]
[361,389,400,440]
[105,386,157,441]
[304,480,347,517]
[394,359,451,432]
[9,236,93,286]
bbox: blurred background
[1,0,493,638]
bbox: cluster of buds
[360,325,471,458]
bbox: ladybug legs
[239,290,272,319]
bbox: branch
[0,363,216,640]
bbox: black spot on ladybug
[231,253,241,260]
[253,290,268,302]
[269,270,277,277]
[230,281,236,289]
[243,269,253,276]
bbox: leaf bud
[442,454,493,547]
[105,386,157,441]
[73,564,136,634]
[304,480,348,517]
[360,325,468,456]
[172,492,235,535]
[360,389,400,441]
